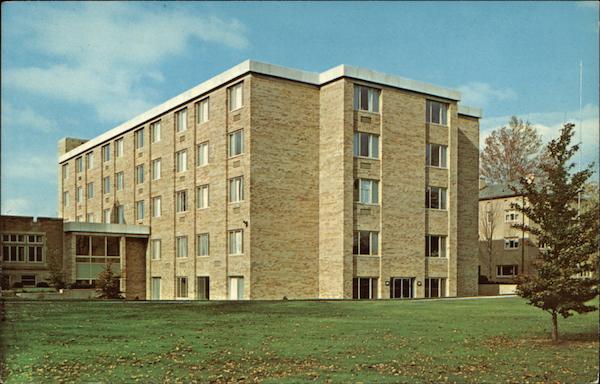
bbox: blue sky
[2,1,599,217]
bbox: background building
[57,60,481,300]
[478,183,539,283]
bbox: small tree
[96,263,122,299]
[512,123,598,342]
[46,250,66,291]
[480,116,545,184]
[479,201,500,279]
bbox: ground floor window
[391,277,413,299]
[176,276,188,298]
[21,275,36,287]
[425,278,446,298]
[197,276,209,300]
[352,277,378,299]
[496,265,518,277]
[151,277,161,300]
[228,276,244,300]
[75,235,121,283]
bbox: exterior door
[197,276,209,300]
[151,277,161,300]
[228,277,244,300]
[391,277,413,299]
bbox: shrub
[68,281,94,289]
[36,282,50,288]
[11,282,23,289]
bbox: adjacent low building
[55,60,481,300]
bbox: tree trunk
[551,311,559,342]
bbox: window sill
[196,164,209,168]
[426,165,448,170]
[228,253,244,257]
[197,255,210,258]
[197,207,209,210]
[229,106,244,113]
[228,201,244,206]
[355,202,380,207]
[354,156,380,161]
[176,257,189,260]
[426,208,448,212]
[353,254,380,258]
[355,109,380,115]
[426,257,448,260]
[228,154,244,160]
[426,122,449,128]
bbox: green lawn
[1,297,597,383]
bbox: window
[76,215,83,222]
[196,185,209,209]
[352,277,378,299]
[504,238,519,249]
[228,130,244,157]
[103,209,111,223]
[176,276,188,298]
[76,157,83,173]
[426,100,448,125]
[176,108,187,133]
[425,278,446,298]
[176,150,187,173]
[102,144,111,162]
[197,98,209,124]
[176,190,187,212]
[150,158,161,181]
[197,277,210,300]
[87,182,94,199]
[176,236,188,258]
[228,276,244,300]
[62,164,69,179]
[353,85,380,113]
[151,239,161,260]
[135,128,144,149]
[197,142,209,166]
[353,132,379,159]
[2,234,44,263]
[505,210,520,222]
[355,179,379,204]
[152,196,161,218]
[228,176,244,203]
[426,235,447,258]
[228,230,243,255]
[426,144,447,168]
[86,152,94,170]
[63,192,69,207]
[426,186,447,210]
[353,231,379,256]
[151,277,161,300]
[21,275,36,287]
[116,172,124,191]
[151,121,161,143]
[197,233,209,256]
[135,164,145,184]
[136,200,145,220]
[116,205,125,224]
[77,186,83,203]
[228,82,243,111]
[103,176,110,194]
[115,138,124,157]
[391,277,414,299]
[497,265,518,277]
[87,213,95,223]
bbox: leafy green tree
[96,263,122,299]
[512,123,598,342]
[480,116,545,184]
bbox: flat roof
[63,222,150,237]
[59,60,482,163]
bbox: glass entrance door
[151,277,161,300]
[391,277,413,299]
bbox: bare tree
[480,201,500,279]
[480,116,545,184]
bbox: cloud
[481,104,600,171]
[457,82,517,108]
[1,198,34,216]
[1,102,57,133]
[3,153,57,182]
[4,3,249,122]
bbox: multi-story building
[478,182,539,283]
[58,60,481,300]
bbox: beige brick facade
[57,61,481,300]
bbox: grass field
[1,297,597,383]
